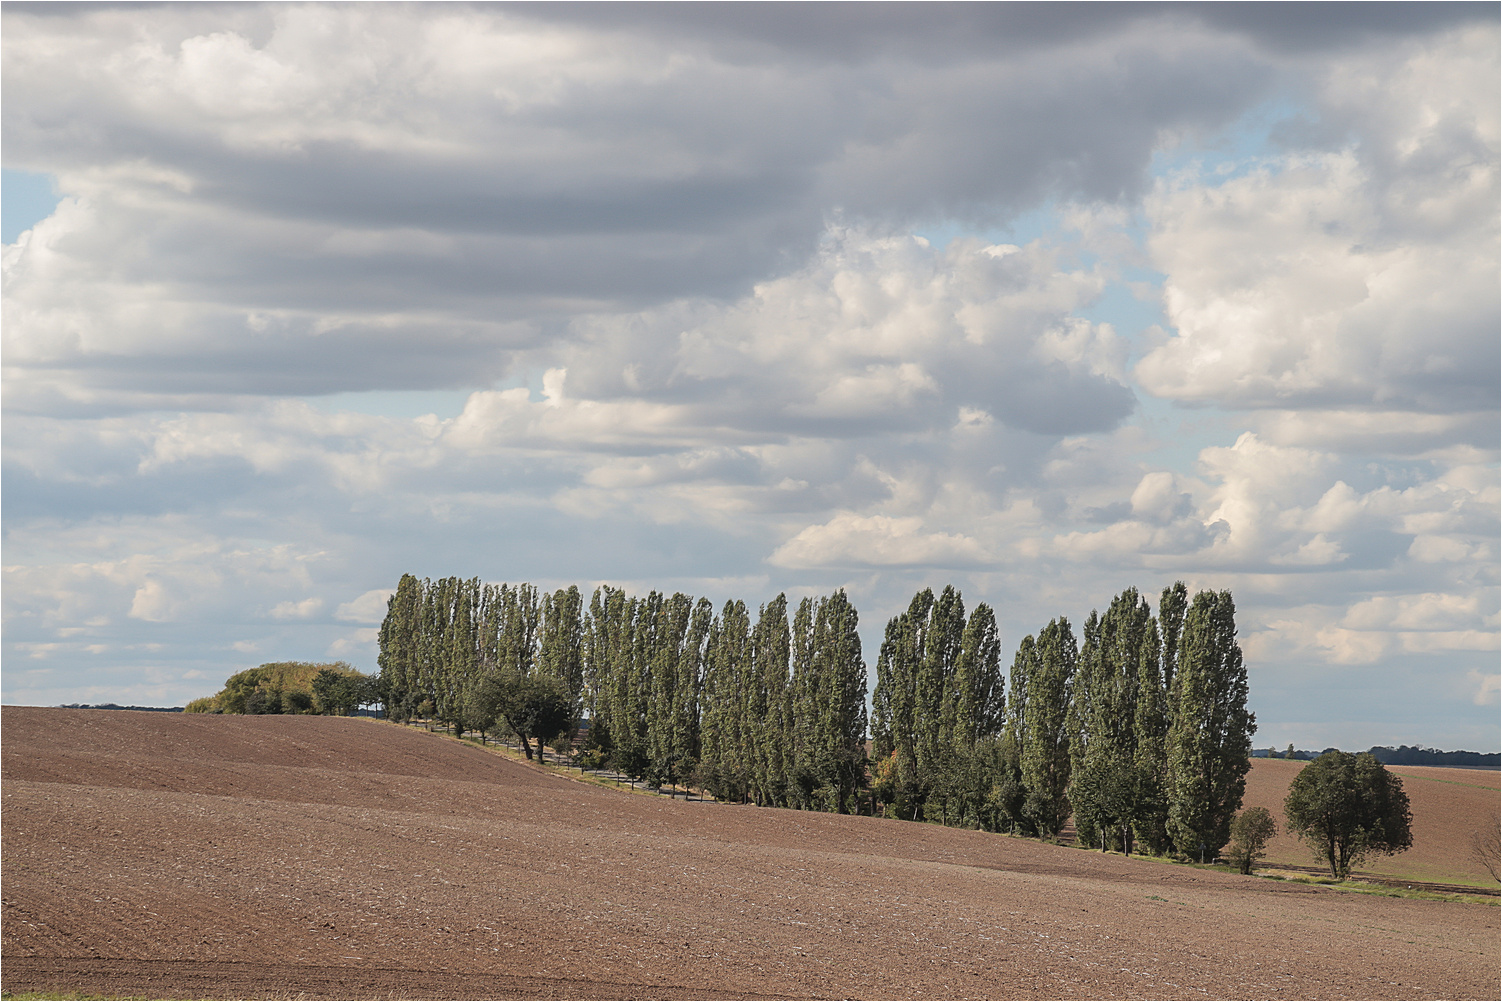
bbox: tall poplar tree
[917,586,964,776]
[1021,618,1076,836]
[539,586,584,701]
[1132,615,1171,853]
[378,573,424,714]
[701,600,751,801]
[1006,635,1033,754]
[788,597,816,808]
[809,590,867,813]
[1071,589,1154,852]
[675,597,712,783]
[751,594,791,806]
[1166,589,1255,858]
[648,593,694,787]
[1158,582,1188,695]
[953,602,1003,746]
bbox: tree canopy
[1284,750,1413,879]
[187,661,373,716]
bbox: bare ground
[3,708,1498,1000]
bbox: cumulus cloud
[770,513,992,569]
[335,589,394,624]
[0,3,1305,416]
[1136,25,1498,422]
[1,5,1495,749]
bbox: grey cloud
[2,5,1280,322]
[8,2,1441,415]
[514,3,1492,61]
[1191,2,1495,53]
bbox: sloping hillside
[3,708,1497,1000]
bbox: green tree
[1166,590,1255,859]
[808,590,867,813]
[648,593,693,787]
[1157,581,1187,695]
[539,586,585,702]
[751,594,791,806]
[670,597,712,789]
[378,573,425,713]
[218,667,269,714]
[1020,618,1075,836]
[475,672,574,763]
[1131,615,1171,854]
[786,596,818,809]
[1226,806,1278,874]
[1005,636,1032,755]
[463,678,500,743]
[917,586,964,778]
[871,597,924,816]
[953,602,1003,746]
[1071,589,1156,853]
[1284,751,1413,879]
[311,668,351,715]
[699,600,751,801]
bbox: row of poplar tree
[872,583,1255,859]
[377,574,1255,856]
[377,576,868,813]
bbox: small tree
[1284,751,1412,879]
[1226,806,1277,874]
[464,681,500,744]
[471,672,573,762]
[1470,827,1500,883]
[311,669,345,715]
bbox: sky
[2,2,1497,752]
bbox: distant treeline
[59,703,184,712]
[1254,745,1499,768]
[377,574,1258,858]
[1368,746,1498,768]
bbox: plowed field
[1240,757,1500,887]
[3,708,1498,1000]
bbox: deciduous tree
[1284,751,1412,879]
[1021,618,1075,836]
[1226,806,1278,874]
[1167,590,1255,858]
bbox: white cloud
[1136,26,1498,418]
[270,597,324,621]
[770,513,992,569]
[1468,669,1501,707]
[327,628,379,658]
[335,589,393,624]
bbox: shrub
[1226,806,1278,874]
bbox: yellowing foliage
[193,661,367,714]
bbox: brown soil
[1241,758,1500,886]
[3,708,1498,1000]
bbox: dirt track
[3,708,1498,1000]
